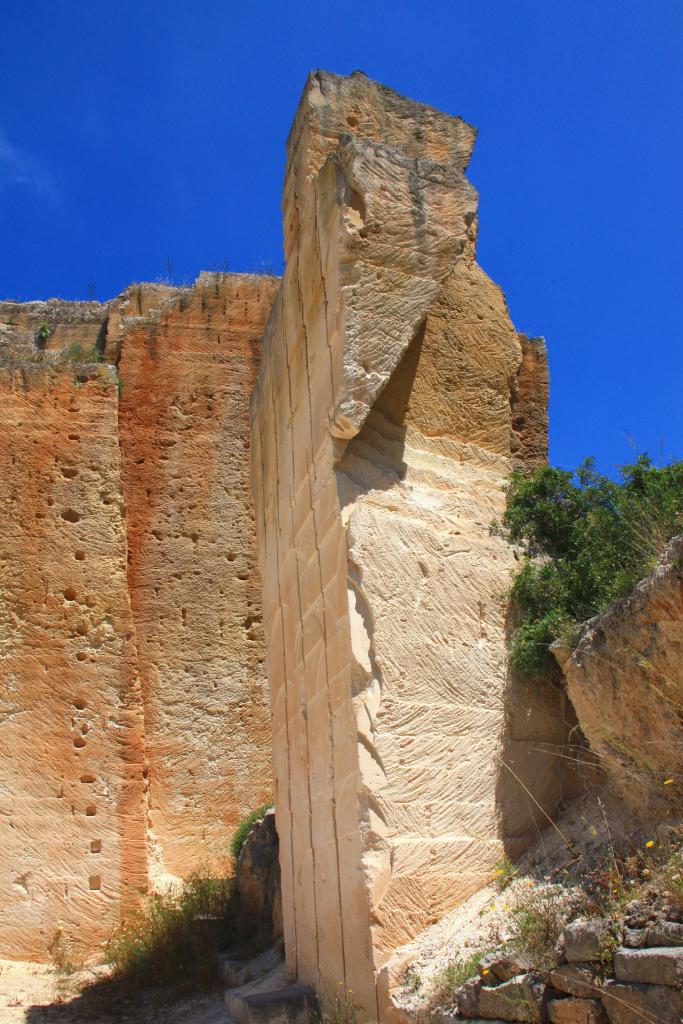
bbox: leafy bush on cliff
[230,802,272,863]
[499,455,683,677]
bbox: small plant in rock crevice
[59,341,104,363]
[508,886,566,972]
[430,949,490,1006]
[34,320,51,351]
[229,802,272,864]
[493,854,517,892]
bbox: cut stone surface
[116,273,277,879]
[601,980,683,1024]
[479,950,532,983]
[251,69,569,1023]
[0,273,277,957]
[643,921,683,946]
[548,964,604,999]
[563,920,612,964]
[548,998,607,1024]
[614,947,683,987]
[457,973,545,1022]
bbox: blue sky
[1,1,681,472]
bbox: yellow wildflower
[645,840,655,848]
[664,778,674,785]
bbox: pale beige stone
[251,71,564,1020]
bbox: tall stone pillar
[251,71,561,1020]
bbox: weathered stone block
[614,947,683,987]
[564,920,612,963]
[479,950,533,983]
[548,964,604,999]
[548,998,607,1024]
[601,980,683,1024]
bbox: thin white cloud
[0,128,58,201]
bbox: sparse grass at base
[509,886,566,972]
[430,949,489,1005]
[105,873,241,991]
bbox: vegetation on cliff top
[498,455,683,677]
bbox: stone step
[220,945,284,989]
[223,949,317,1024]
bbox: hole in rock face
[90,839,102,853]
[73,698,87,710]
[60,467,78,479]
[76,652,87,662]
[85,804,96,816]
[88,875,101,890]
[80,774,96,784]
[68,434,80,441]
[63,587,77,601]
[73,736,87,748]
[226,551,236,562]
[61,509,80,523]
[74,551,86,561]
[347,115,359,127]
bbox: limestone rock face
[251,71,561,1020]
[0,299,110,362]
[116,273,278,878]
[0,360,146,961]
[554,535,683,816]
[0,274,277,958]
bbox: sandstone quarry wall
[251,71,572,1020]
[0,360,147,961]
[116,273,278,878]
[0,274,276,959]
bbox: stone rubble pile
[434,904,683,1024]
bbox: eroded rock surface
[251,70,566,1020]
[0,274,276,958]
[0,360,146,960]
[554,535,683,817]
[117,273,278,878]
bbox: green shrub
[106,872,240,990]
[230,803,272,864]
[59,341,103,363]
[431,949,488,1004]
[509,887,566,971]
[34,320,51,350]
[498,456,683,676]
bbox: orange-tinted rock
[0,273,277,957]
[117,273,279,878]
[0,361,147,961]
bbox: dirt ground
[0,960,233,1024]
